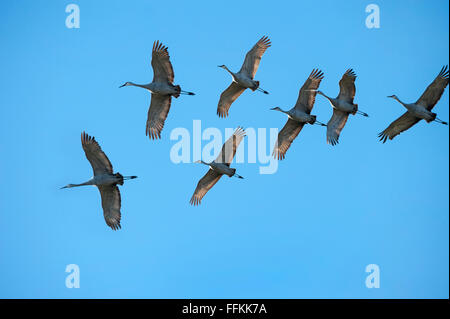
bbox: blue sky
[0,0,448,298]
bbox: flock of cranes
[61,36,449,230]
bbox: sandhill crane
[120,40,195,139]
[316,69,369,145]
[61,132,137,230]
[217,36,271,118]
[378,65,449,143]
[271,69,326,160]
[190,127,246,206]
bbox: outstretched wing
[378,112,420,143]
[327,109,350,146]
[416,65,449,110]
[239,36,271,79]
[337,69,357,103]
[294,68,324,114]
[272,119,304,160]
[146,94,172,139]
[81,132,113,176]
[151,40,174,83]
[98,185,121,230]
[217,82,246,118]
[190,169,222,206]
[215,127,246,165]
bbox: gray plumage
[190,127,246,206]
[379,65,449,143]
[120,41,195,140]
[217,36,271,118]
[317,69,369,146]
[271,69,326,160]
[61,132,137,230]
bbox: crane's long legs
[180,90,195,95]
[314,120,327,127]
[257,87,269,94]
[357,110,369,117]
[123,176,138,180]
[233,173,244,179]
[434,117,448,125]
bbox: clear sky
[0,0,448,298]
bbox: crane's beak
[119,83,127,88]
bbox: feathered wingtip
[377,131,389,144]
[327,136,339,146]
[344,68,357,79]
[234,126,246,138]
[438,65,449,79]
[309,68,324,80]
[217,108,229,118]
[152,40,170,57]
[146,127,162,140]
[257,35,272,48]
[109,223,122,231]
[81,131,97,145]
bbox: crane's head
[119,82,133,88]
[60,184,75,189]
[194,160,208,165]
[270,107,283,112]
[218,65,226,69]
[387,94,397,99]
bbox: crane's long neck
[317,91,332,101]
[128,82,150,90]
[318,91,338,108]
[276,108,289,115]
[393,96,407,107]
[222,65,234,76]
[61,180,94,189]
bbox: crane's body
[316,69,368,146]
[62,173,129,189]
[319,94,358,114]
[389,96,437,122]
[61,132,137,230]
[220,65,259,91]
[216,36,271,118]
[270,69,326,160]
[196,160,238,178]
[272,107,318,124]
[120,40,195,139]
[122,82,183,97]
[190,128,246,205]
[379,66,449,143]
